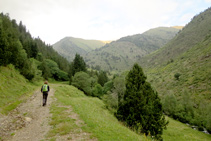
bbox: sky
[0,0,211,45]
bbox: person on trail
[41,81,50,106]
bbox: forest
[0,13,69,81]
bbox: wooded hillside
[0,13,70,81]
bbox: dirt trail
[0,88,55,141]
[0,85,97,141]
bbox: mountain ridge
[53,36,108,62]
[139,8,211,68]
[84,27,180,71]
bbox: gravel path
[0,88,55,141]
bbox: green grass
[49,83,211,140]
[47,104,78,137]
[46,85,91,140]
[163,117,211,141]
[65,97,143,140]
[49,84,146,141]
[0,64,41,114]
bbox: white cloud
[0,0,210,44]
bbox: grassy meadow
[48,83,211,141]
[48,84,145,141]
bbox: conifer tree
[70,54,87,76]
[97,71,108,86]
[116,63,168,140]
[0,25,11,66]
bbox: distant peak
[100,40,112,44]
[171,26,184,29]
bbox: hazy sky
[0,0,210,44]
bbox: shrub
[174,73,181,80]
[103,81,114,94]
[71,72,92,96]
[57,70,69,81]
[92,84,103,98]
[163,93,177,116]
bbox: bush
[57,70,69,81]
[92,84,103,98]
[71,72,92,96]
[102,92,118,112]
[163,93,177,116]
[174,73,181,80]
[113,76,125,105]
[103,81,114,94]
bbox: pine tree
[0,25,11,66]
[70,54,87,76]
[116,63,168,140]
[97,71,108,86]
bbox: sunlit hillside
[171,26,184,29]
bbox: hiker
[41,80,50,106]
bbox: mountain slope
[53,37,107,62]
[140,8,211,68]
[85,27,179,71]
[139,7,211,131]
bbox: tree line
[0,13,69,81]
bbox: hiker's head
[44,81,48,84]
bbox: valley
[52,7,211,134]
[1,6,211,141]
